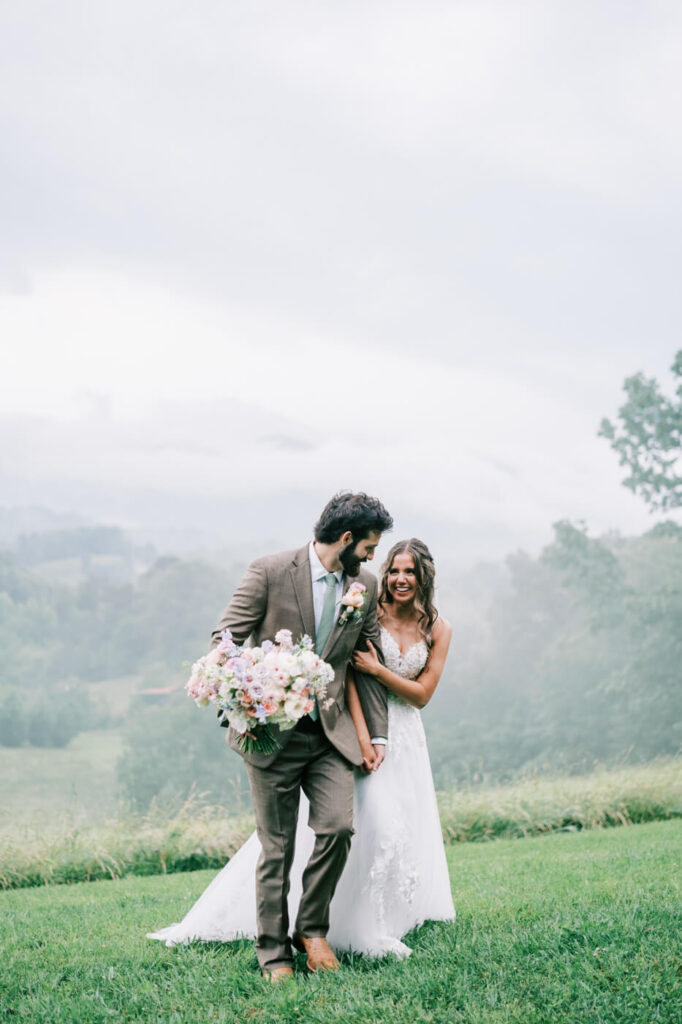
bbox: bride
[148,538,455,958]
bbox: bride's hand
[353,639,381,677]
[359,739,377,774]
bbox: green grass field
[1,819,680,1024]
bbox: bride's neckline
[380,624,427,659]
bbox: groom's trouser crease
[245,725,354,971]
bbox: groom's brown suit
[211,544,388,971]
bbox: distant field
[1,820,679,1023]
[0,672,142,828]
[0,730,124,826]
[87,674,142,719]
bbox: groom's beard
[339,544,364,578]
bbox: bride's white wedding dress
[148,627,455,958]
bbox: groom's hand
[360,740,377,774]
[370,743,385,771]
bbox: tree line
[1,517,680,803]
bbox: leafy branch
[599,351,682,511]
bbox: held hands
[360,741,386,774]
[370,742,386,771]
[353,639,381,677]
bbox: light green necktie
[311,573,338,720]
[316,573,338,654]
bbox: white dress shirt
[308,540,344,630]
[309,541,386,747]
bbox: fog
[1,3,681,825]
[2,2,682,561]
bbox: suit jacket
[210,544,388,768]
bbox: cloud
[0,319,657,560]
[258,434,317,452]
[0,2,679,558]
[1,1,680,364]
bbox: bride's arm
[353,618,452,709]
[346,667,378,771]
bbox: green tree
[110,558,236,674]
[424,520,682,785]
[117,693,249,813]
[599,350,682,510]
[26,683,105,748]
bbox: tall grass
[438,757,682,842]
[0,802,253,891]
[1,757,680,891]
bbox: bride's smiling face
[387,552,417,605]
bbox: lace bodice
[380,627,429,691]
[378,625,428,752]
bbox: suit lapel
[321,573,353,660]
[290,546,316,642]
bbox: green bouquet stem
[236,724,282,756]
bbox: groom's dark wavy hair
[313,492,393,544]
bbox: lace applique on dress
[381,627,429,685]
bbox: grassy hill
[1,819,680,1023]
[0,730,124,825]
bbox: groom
[210,492,393,980]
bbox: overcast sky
[1,1,681,561]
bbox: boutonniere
[338,582,367,626]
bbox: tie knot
[323,573,337,588]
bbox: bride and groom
[149,492,455,979]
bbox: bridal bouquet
[185,628,335,754]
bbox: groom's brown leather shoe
[292,932,340,972]
[262,966,295,982]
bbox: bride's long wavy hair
[378,538,438,643]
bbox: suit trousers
[245,720,355,971]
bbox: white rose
[284,694,306,720]
[299,650,319,674]
[228,711,249,734]
[275,629,294,649]
[277,653,298,676]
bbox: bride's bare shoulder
[432,616,452,643]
